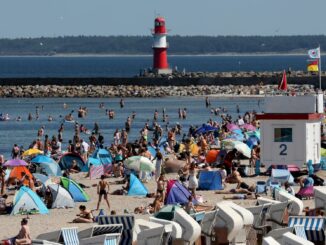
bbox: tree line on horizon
[0,35,325,55]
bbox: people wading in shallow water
[120,98,124,108]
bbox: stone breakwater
[0,84,317,98]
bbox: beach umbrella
[241,124,256,131]
[194,124,219,135]
[246,135,259,149]
[233,141,251,158]
[22,148,43,157]
[4,159,28,167]
[124,156,154,172]
[226,123,239,131]
[221,140,251,158]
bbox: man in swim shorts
[97,175,110,211]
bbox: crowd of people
[1,97,324,244]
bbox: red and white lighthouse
[152,17,172,74]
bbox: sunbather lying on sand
[223,193,257,200]
[215,187,255,194]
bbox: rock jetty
[0,84,317,98]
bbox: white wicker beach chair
[282,231,314,245]
[262,236,281,245]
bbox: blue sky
[0,0,325,38]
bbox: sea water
[0,97,263,158]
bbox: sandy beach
[0,169,314,241]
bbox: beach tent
[8,166,33,186]
[128,173,148,196]
[83,148,113,173]
[31,155,62,176]
[166,180,192,205]
[198,171,223,190]
[58,153,85,171]
[148,146,167,159]
[91,148,113,165]
[60,177,90,202]
[268,169,294,185]
[33,173,49,185]
[11,186,49,215]
[48,184,75,209]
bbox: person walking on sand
[97,175,110,211]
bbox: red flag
[278,70,287,91]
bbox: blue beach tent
[58,153,85,171]
[166,180,191,205]
[198,171,223,190]
[128,173,148,196]
[91,148,113,165]
[31,155,62,176]
[61,177,90,202]
[11,186,49,215]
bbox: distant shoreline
[0,52,316,57]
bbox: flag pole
[319,45,322,90]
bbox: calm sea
[0,55,321,78]
[0,97,263,158]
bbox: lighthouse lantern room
[152,17,172,74]
[256,93,324,169]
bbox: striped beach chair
[58,227,79,245]
[288,216,325,242]
[104,233,121,245]
[293,225,307,240]
[98,215,135,245]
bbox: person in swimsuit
[14,218,32,245]
[73,205,94,223]
[97,175,110,211]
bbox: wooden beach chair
[78,224,123,244]
[288,216,325,243]
[57,227,79,245]
[97,215,134,245]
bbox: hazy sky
[0,0,326,38]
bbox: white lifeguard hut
[256,93,324,169]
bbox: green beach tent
[61,177,90,202]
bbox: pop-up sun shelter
[11,186,49,215]
[198,171,223,190]
[91,147,113,165]
[48,184,75,209]
[128,173,148,196]
[60,177,90,202]
[31,155,62,176]
[8,166,33,186]
[58,153,85,171]
[83,148,113,173]
[166,180,192,205]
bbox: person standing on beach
[97,175,110,211]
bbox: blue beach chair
[288,216,325,243]
[58,227,79,245]
[256,181,268,195]
[98,215,135,245]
